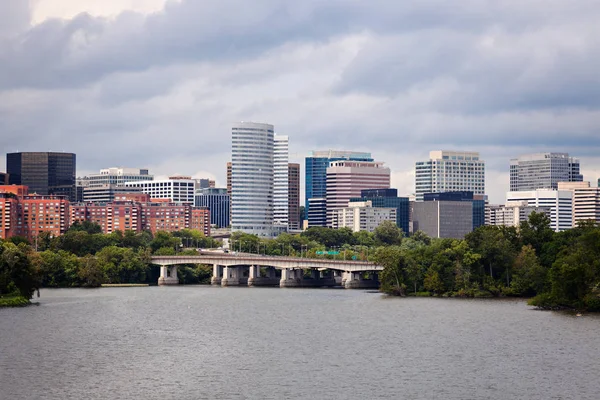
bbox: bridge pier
[280,268,302,287]
[158,265,179,285]
[344,271,379,289]
[211,264,223,285]
[221,266,241,286]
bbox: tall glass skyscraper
[305,150,373,226]
[7,152,76,202]
[509,152,582,191]
[231,122,278,237]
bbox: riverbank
[0,295,31,307]
[100,284,150,287]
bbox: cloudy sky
[1,0,600,204]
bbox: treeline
[0,222,219,298]
[373,214,600,311]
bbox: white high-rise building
[558,181,600,226]
[83,167,153,188]
[124,176,195,204]
[506,189,573,232]
[231,122,280,237]
[273,135,289,229]
[331,201,396,232]
[487,202,550,228]
[510,153,582,192]
[415,150,485,201]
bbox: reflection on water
[1,287,599,400]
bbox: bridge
[150,253,383,289]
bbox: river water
[1,287,599,400]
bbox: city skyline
[2,1,600,205]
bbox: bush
[0,296,30,307]
[583,294,600,312]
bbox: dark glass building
[7,152,76,202]
[350,188,410,234]
[195,188,230,228]
[423,191,485,230]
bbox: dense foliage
[372,214,600,311]
[2,213,599,311]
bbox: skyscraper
[288,163,300,230]
[273,135,289,229]
[305,150,373,227]
[326,160,390,226]
[7,152,77,202]
[231,122,278,237]
[509,152,582,191]
[415,150,485,201]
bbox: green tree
[78,255,104,287]
[519,212,554,262]
[423,267,445,295]
[0,242,39,298]
[374,246,406,296]
[150,231,181,253]
[68,220,102,234]
[373,220,403,246]
[511,245,546,296]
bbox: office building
[273,135,289,229]
[326,160,390,226]
[288,163,300,230]
[82,185,144,203]
[195,179,215,190]
[86,167,153,187]
[195,188,230,228]
[412,200,473,239]
[307,198,327,228]
[332,201,397,232]
[305,150,373,221]
[350,188,410,234]
[487,202,550,228]
[231,122,279,237]
[415,150,485,201]
[124,176,195,204]
[506,189,573,232]
[558,182,600,226]
[510,153,582,191]
[7,152,76,202]
[423,191,486,230]
[0,172,8,184]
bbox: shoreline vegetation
[1,216,599,311]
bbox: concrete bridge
[150,253,383,289]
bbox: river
[1,287,599,399]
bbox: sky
[1,0,600,204]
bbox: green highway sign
[316,251,340,255]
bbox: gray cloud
[1,0,600,205]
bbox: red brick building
[1,185,70,242]
[0,192,20,239]
[190,208,211,236]
[71,201,210,236]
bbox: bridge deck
[150,253,383,272]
